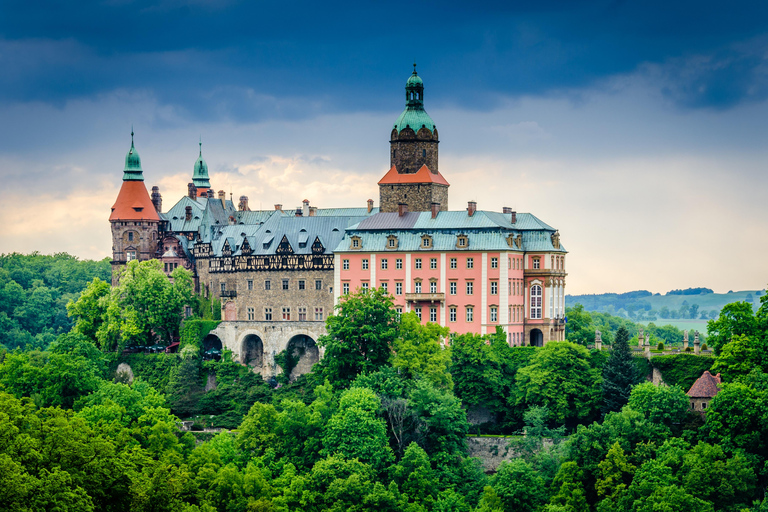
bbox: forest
[1,257,767,511]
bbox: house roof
[377,165,450,186]
[110,180,161,221]
[687,371,722,398]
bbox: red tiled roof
[687,371,722,398]
[110,181,161,221]
[377,164,450,186]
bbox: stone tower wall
[379,183,449,213]
[390,138,439,174]
[110,220,159,285]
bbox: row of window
[164,262,179,273]
[342,279,524,297]
[221,279,324,292]
[344,256,495,271]
[246,307,324,321]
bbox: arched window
[530,285,542,319]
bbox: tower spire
[199,135,202,156]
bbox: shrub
[701,343,708,351]
[650,354,713,389]
[685,347,692,352]
[657,342,664,351]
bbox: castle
[109,67,567,377]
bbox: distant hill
[566,287,764,327]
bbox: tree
[516,341,602,424]
[321,387,394,471]
[595,441,635,510]
[712,334,768,381]
[626,382,690,429]
[706,301,759,354]
[66,278,110,341]
[491,459,546,512]
[548,461,589,512]
[564,304,596,346]
[601,326,641,414]
[392,312,452,389]
[316,288,398,386]
[408,379,469,456]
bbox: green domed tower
[122,130,144,181]
[192,140,211,196]
[390,64,439,174]
[379,65,449,213]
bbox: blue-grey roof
[335,210,565,254]
[165,196,206,232]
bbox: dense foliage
[1,255,767,511]
[0,252,110,350]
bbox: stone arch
[530,329,543,347]
[285,334,320,381]
[203,333,223,360]
[241,333,264,368]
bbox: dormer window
[386,235,398,249]
[350,236,362,250]
[456,235,468,248]
[421,235,432,249]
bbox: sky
[1,0,767,295]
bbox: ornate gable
[276,235,294,254]
[312,237,325,254]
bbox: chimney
[238,195,250,211]
[218,190,226,208]
[295,207,302,217]
[398,203,408,217]
[185,205,192,221]
[151,186,162,213]
[367,199,374,213]
[309,206,317,217]
[467,201,477,217]
[187,183,197,199]
[206,189,214,199]
[274,204,282,211]
[302,199,310,216]
[510,211,517,224]
[431,202,440,219]
[229,215,236,225]
[503,206,512,214]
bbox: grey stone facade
[390,127,439,174]
[379,182,449,213]
[110,219,160,285]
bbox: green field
[643,318,708,334]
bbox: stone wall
[110,219,159,285]
[197,264,335,324]
[465,437,520,473]
[390,138,439,174]
[379,183,449,213]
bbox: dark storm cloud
[1,0,767,120]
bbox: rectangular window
[491,281,498,295]
[282,307,291,320]
[450,258,457,269]
[298,307,307,321]
[396,307,403,316]
[450,281,457,295]
[265,308,272,321]
[247,280,253,290]
[352,239,359,248]
[362,282,369,292]
[415,281,422,293]
[265,280,271,290]
[314,307,324,321]
[466,307,474,322]
[128,232,134,242]
[490,306,498,323]
[343,259,350,270]
[450,307,457,322]
[282,279,289,290]
[126,251,137,261]
[466,281,474,295]
[430,307,437,322]
[381,282,388,292]
[220,282,226,293]
[247,307,255,320]
[430,281,437,293]
[316,280,323,290]
[491,257,498,269]
[343,282,350,294]
[381,259,388,270]
[415,307,422,321]
[395,282,403,295]
[430,258,437,269]
[467,257,474,269]
[298,280,305,290]
[415,258,422,269]
[396,258,403,269]
[388,238,396,248]
[533,258,540,269]
[362,259,369,270]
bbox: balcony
[405,292,445,303]
[220,290,237,298]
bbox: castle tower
[109,130,160,285]
[379,65,449,213]
[192,139,211,197]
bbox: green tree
[392,312,451,389]
[712,334,768,381]
[706,301,759,354]
[516,341,601,424]
[595,441,635,510]
[66,277,110,341]
[321,387,394,471]
[627,382,690,429]
[564,304,596,346]
[408,379,468,456]
[601,326,641,414]
[491,459,546,512]
[316,288,398,386]
[548,461,589,512]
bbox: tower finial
[199,135,202,156]
[413,61,417,75]
[131,125,135,147]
